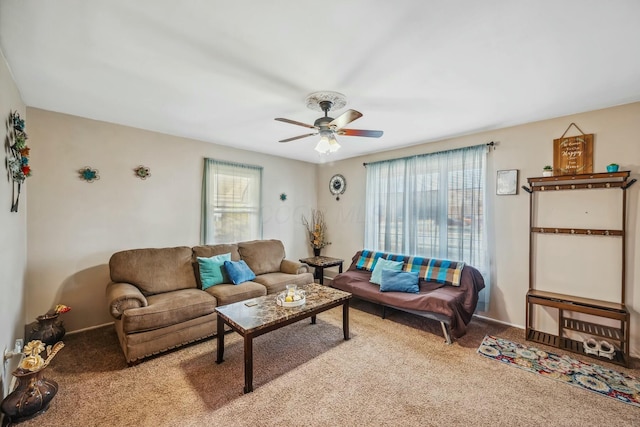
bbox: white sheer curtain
[201,159,263,244]
[364,145,490,311]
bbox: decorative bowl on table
[276,286,306,307]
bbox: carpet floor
[7,300,640,426]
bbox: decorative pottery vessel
[30,314,65,346]
[313,247,321,257]
[606,164,619,173]
[542,170,553,177]
[0,368,58,423]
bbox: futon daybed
[331,250,485,343]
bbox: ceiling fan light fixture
[328,135,341,153]
[314,135,331,154]
[277,91,381,152]
[315,130,341,154]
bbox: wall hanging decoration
[279,193,287,201]
[79,166,99,182]
[134,165,151,179]
[553,123,593,175]
[496,169,518,195]
[6,111,32,212]
[329,174,346,200]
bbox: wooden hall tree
[523,171,636,367]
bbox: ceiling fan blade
[329,109,363,130]
[279,133,317,143]
[338,129,384,138]
[275,117,316,129]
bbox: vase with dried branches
[302,209,331,256]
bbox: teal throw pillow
[380,269,420,293]
[370,258,404,285]
[224,260,256,285]
[197,253,231,290]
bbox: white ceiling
[1,1,640,164]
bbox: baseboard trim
[66,322,114,335]
[472,313,524,330]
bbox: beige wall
[16,99,640,360]
[0,50,27,397]
[26,109,317,333]
[318,102,640,357]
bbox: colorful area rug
[477,335,640,408]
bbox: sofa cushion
[197,253,231,289]
[370,258,404,285]
[204,282,266,306]
[238,239,286,275]
[380,270,420,293]
[224,260,256,284]
[121,288,217,333]
[355,250,386,271]
[192,244,241,260]
[252,271,314,294]
[109,246,197,295]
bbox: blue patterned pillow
[223,260,256,285]
[355,250,387,272]
[401,256,429,277]
[402,256,465,286]
[424,258,465,286]
[380,270,420,293]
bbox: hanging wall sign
[553,123,593,175]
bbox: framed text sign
[553,133,593,175]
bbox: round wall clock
[329,174,346,200]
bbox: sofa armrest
[280,259,310,275]
[106,282,148,319]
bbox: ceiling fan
[275,91,383,153]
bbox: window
[201,159,262,244]
[364,144,490,310]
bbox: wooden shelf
[528,171,629,184]
[562,318,623,342]
[524,173,633,367]
[531,227,622,236]
[527,290,627,315]
[527,329,627,366]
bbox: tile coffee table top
[299,256,344,267]
[215,283,351,334]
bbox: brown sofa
[106,239,313,364]
[331,251,485,343]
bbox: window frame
[201,158,263,244]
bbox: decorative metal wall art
[134,165,151,180]
[6,111,32,212]
[279,193,287,201]
[78,167,100,183]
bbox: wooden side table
[299,256,344,285]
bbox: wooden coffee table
[215,283,351,393]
